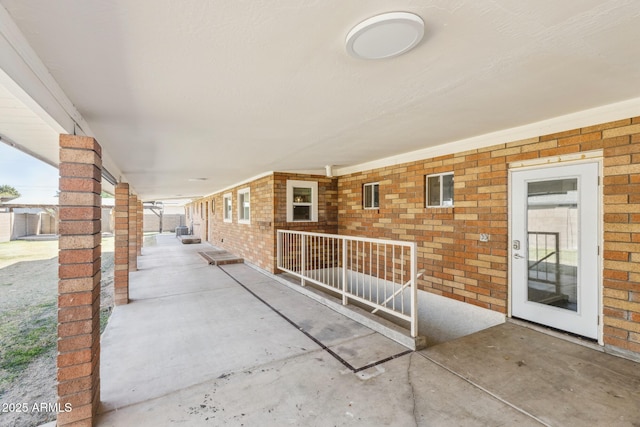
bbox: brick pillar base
[114,183,129,305]
[57,135,102,426]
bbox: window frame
[426,172,454,208]
[363,182,380,209]
[223,193,233,223]
[286,180,318,222]
[237,187,251,224]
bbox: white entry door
[511,162,599,339]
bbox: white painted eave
[335,97,640,176]
[0,4,127,192]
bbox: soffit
[1,0,639,200]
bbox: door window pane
[527,178,578,312]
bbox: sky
[0,142,59,202]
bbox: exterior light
[346,12,424,60]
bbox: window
[426,172,454,207]
[237,188,250,224]
[223,193,232,222]
[286,180,318,222]
[363,182,379,209]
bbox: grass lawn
[0,240,59,270]
[0,236,116,418]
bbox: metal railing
[276,230,419,337]
[528,231,560,291]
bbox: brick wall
[339,152,509,313]
[600,119,640,354]
[189,173,337,272]
[273,172,338,234]
[204,175,275,271]
[188,117,640,355]
[338,116,640,354]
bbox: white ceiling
[1,0,640,201]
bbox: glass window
[238,188,250,224]
[286,180,318,222]
[223,193,232,222]
[426,172,454,207]
[293,187,312,204]
[293,205,311,221]
[363,182,379,209]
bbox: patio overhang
[2,3,640,426]
[2,1,640,201]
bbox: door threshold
[507,317,601,351]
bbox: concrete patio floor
[94,234,640,426]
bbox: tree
[0,184,20,198]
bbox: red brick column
[114,183,130,305]
[57,135,102,426]
[129,194,138,271]
[137,200,143,256]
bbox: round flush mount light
[346,12,424,60]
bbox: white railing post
[410,242,418,338]
[276,230,281,270]
[342,237,348,305]
[301,233,306,287]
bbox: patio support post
[114,183,130,305]
[57,134,102,426]
[137,200,143,255]
[128,194,138,271]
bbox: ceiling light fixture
[346,12,424,60]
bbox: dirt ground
[0,236,115,427]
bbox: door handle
[513,253,525,259]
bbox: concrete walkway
[96,234,640,426]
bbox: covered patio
[80,235,639,426]
[1,2,640,426]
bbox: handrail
[276,229,419,337]
[528,250,557,271]
[527,231,560,292]
[277,229,416,247]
